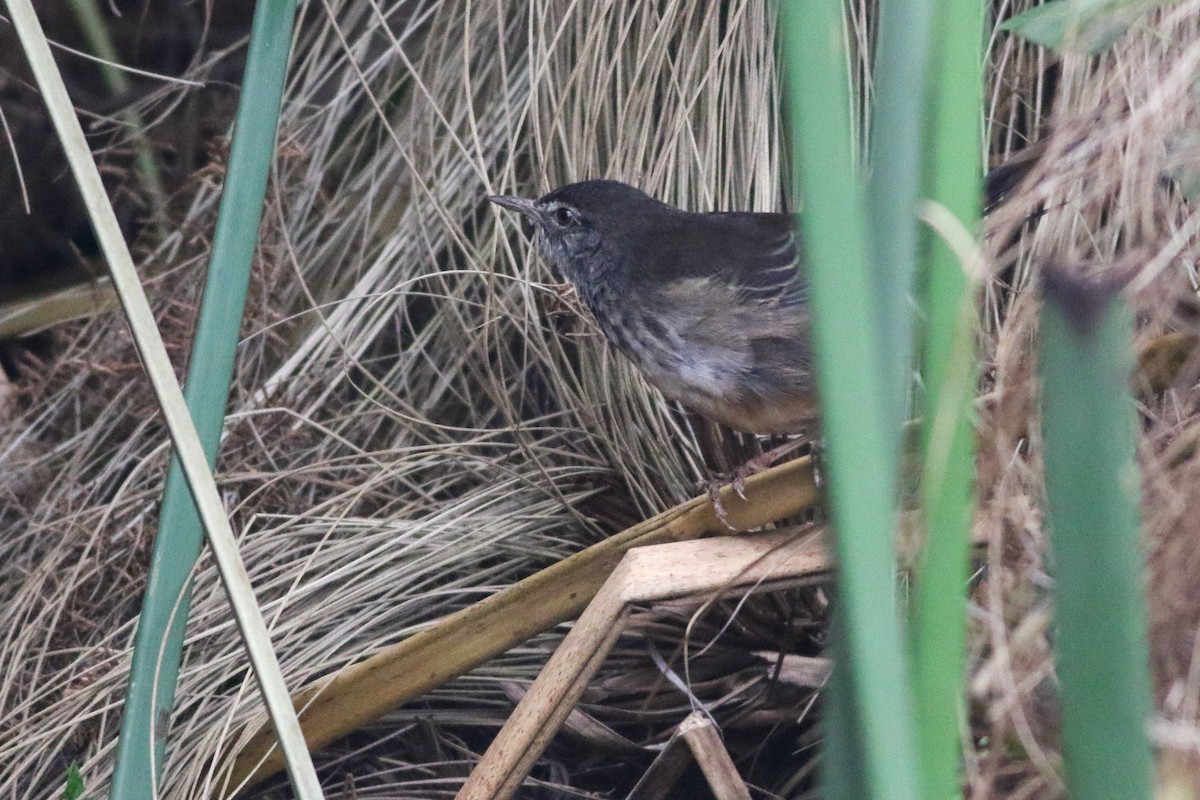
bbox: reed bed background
[0,0,1198,798]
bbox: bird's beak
[487,195,539,217]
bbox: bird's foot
[705,478,740,531]
[703,435,816,530]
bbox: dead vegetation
[0,0,1198,798]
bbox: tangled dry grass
[1,0,1199,798]
[973,2,1200,797]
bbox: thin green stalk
[779,3,920,800]
[819,614,869,800]
[64,0,169,235]
[910,3,985,799]
[3,0,321,796]
[108,0,303,796]
[866,0,933,444]
[1039,269,1153,800]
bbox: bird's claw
[731,468,749,501]
[705,478,740,531]
[702,435,815,530]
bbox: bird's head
[488,180,663,283]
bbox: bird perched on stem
[488,180,816,441]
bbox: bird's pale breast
[591,275,814,434]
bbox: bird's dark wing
[656,211,805,310]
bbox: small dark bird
[488,180,814,436]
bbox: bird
[487,180,815,439]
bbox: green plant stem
[910,3,984,799]
[4,0,321,793]
[866,0,933,443]
[1039,269,1153,800]
[64,0,169,235]
[107,0,304,796]
[779,3,920,799]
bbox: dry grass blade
[223,456,818,794]
[627,710,758,800]
[0,278,117,339]
[970,2,1200,796]
[2,0,321,793]
[678,712,753,800]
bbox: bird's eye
[554,207,575,227]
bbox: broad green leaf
[63,765,85,800]
[1001,0,1178,54]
